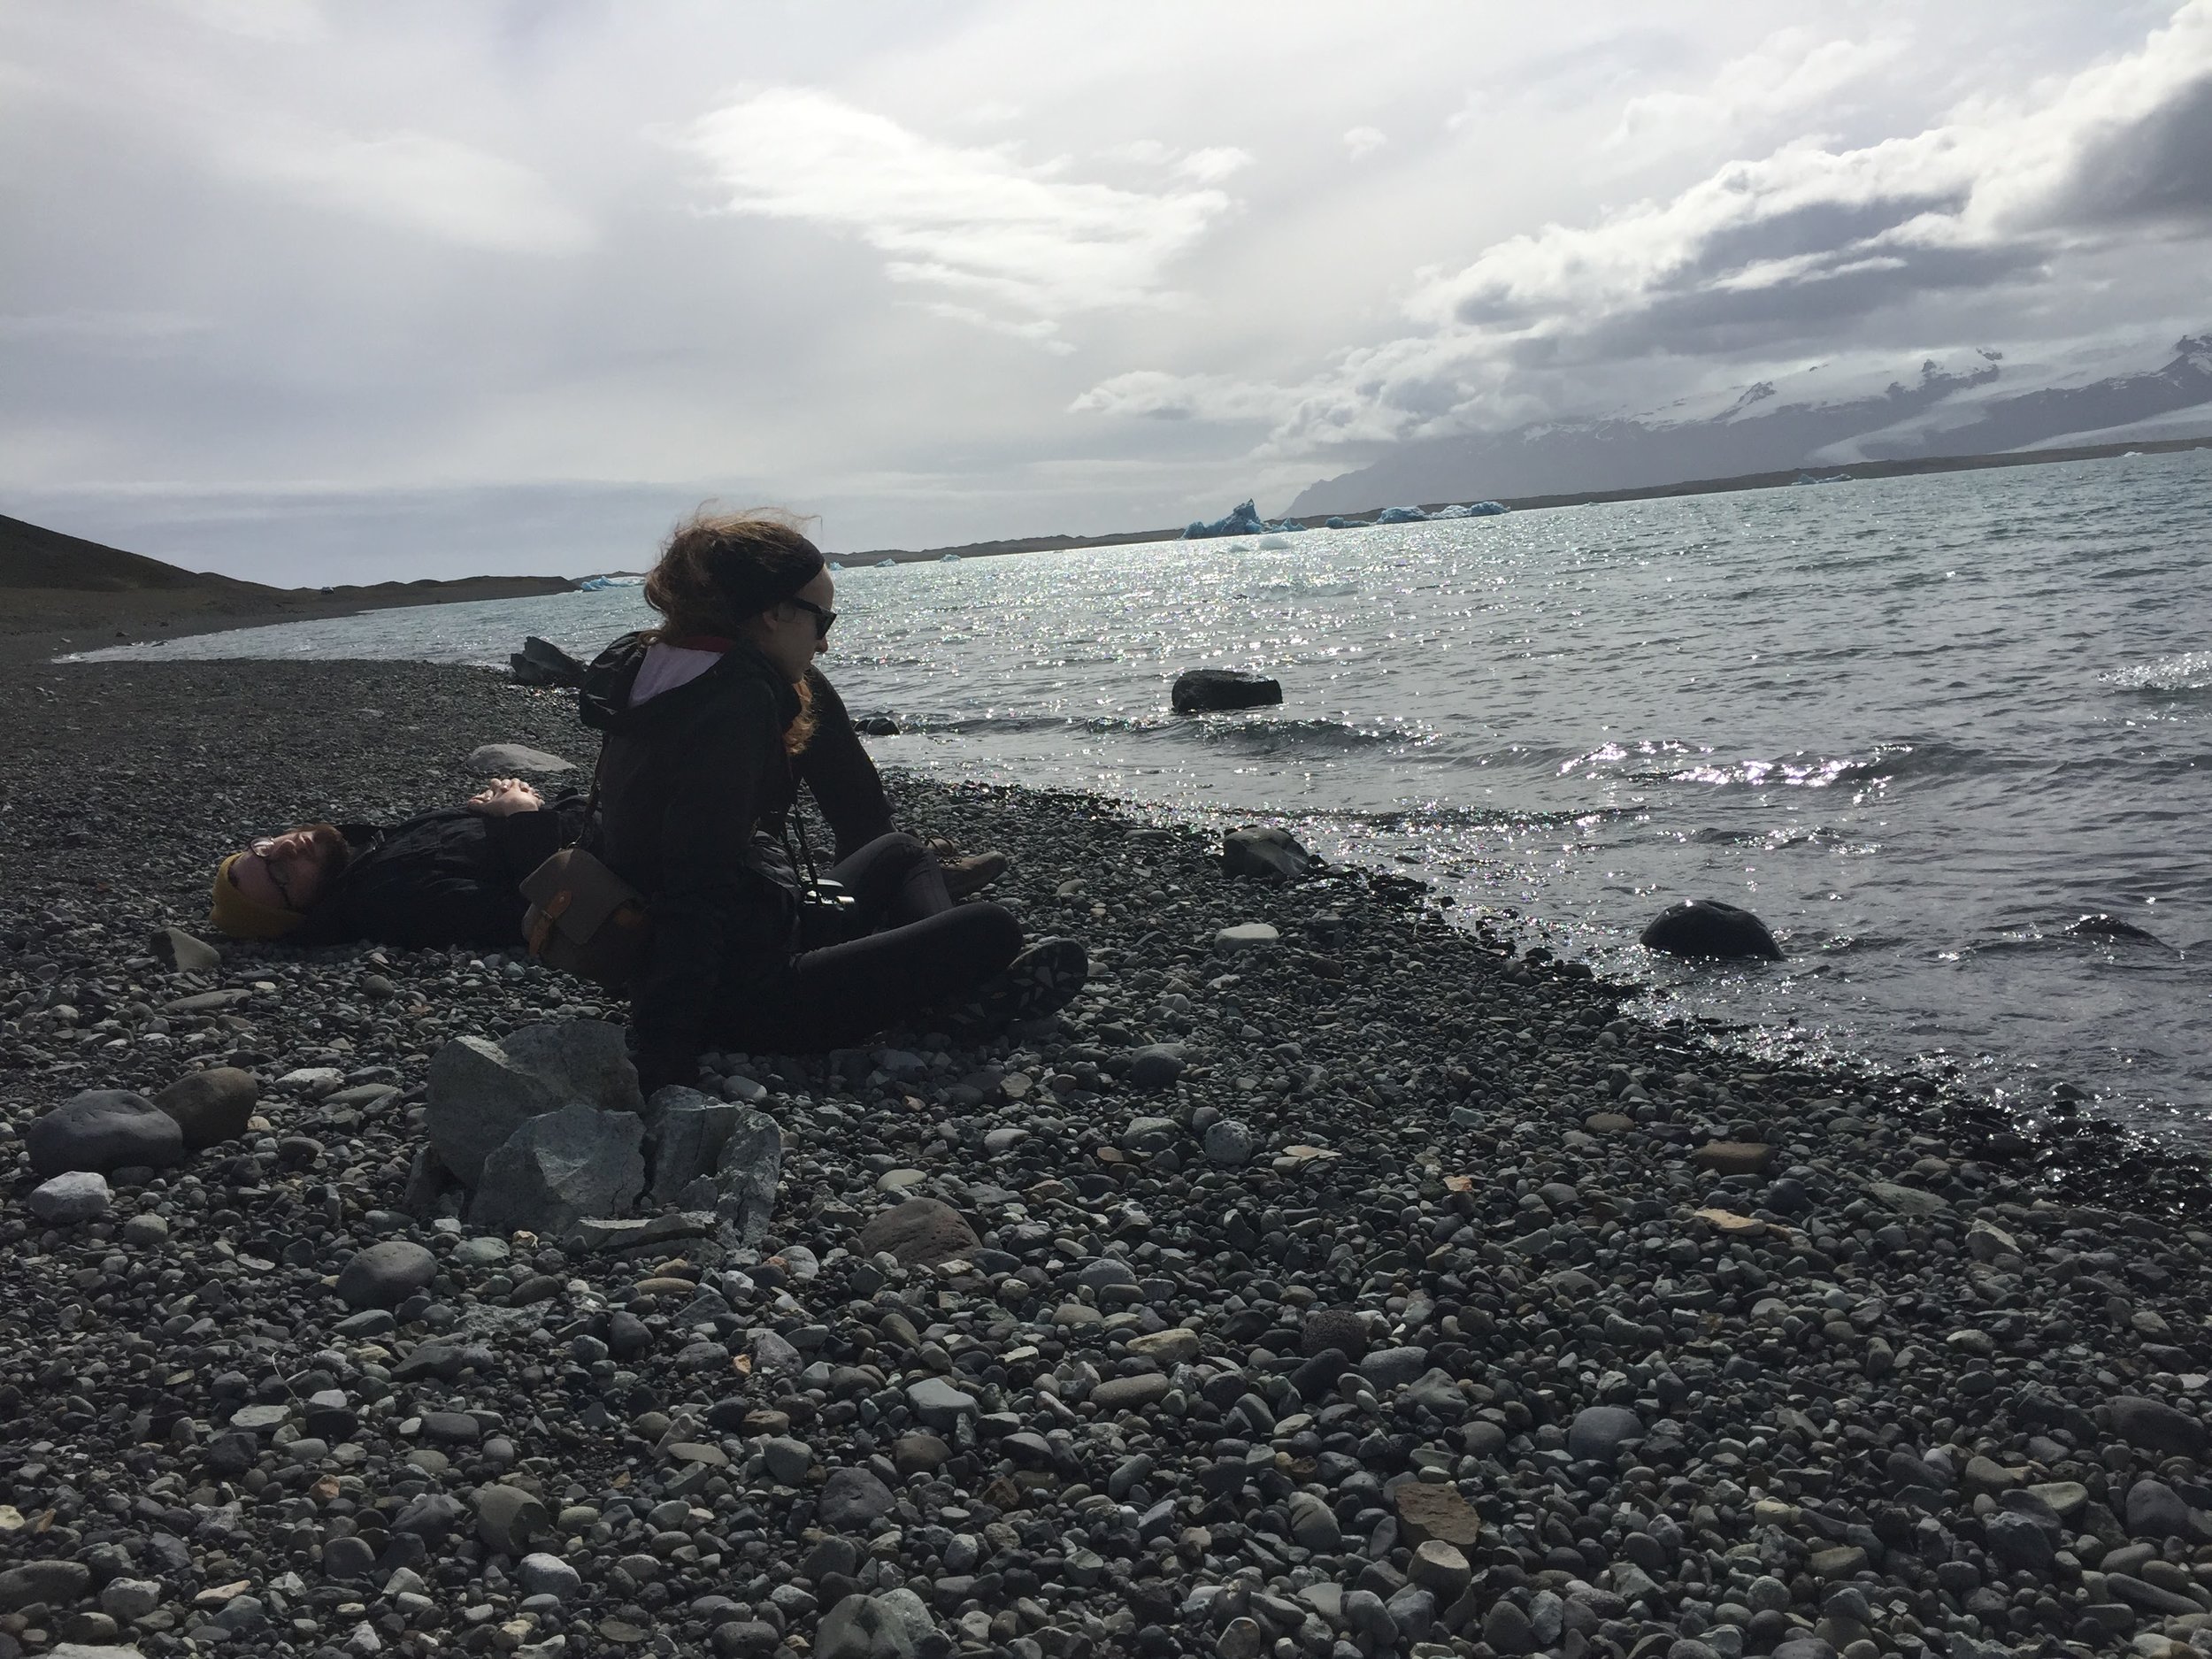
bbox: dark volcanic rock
[1221,826,1313,880]
[26,1088,185,1177]
[1640,897,1784,959]
[152,1064,258,1150]
[856,1197,979,1267]
[1171,668,1282,714]
[335,1240,437,1310]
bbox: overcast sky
[3,0,2208,581]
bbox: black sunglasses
[787,596,837,638]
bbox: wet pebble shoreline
[2,659,2211,1659]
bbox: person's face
[232,826,342,912]
[756,570,836,681]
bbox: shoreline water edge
[4,655,2211,1659]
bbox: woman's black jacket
[576,633,803,1081]
[293,797,584,950]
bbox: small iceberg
[827,560,845,572]
[1374,505,1427,524]
[1428,501,1507,519]
[876,557,898,569]
[1325,516,1350,529]
[1256,534,1291,550]
[939,552,961,563]
[577,575,611,592]
[1182,499,1306,540]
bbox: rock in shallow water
[1171,668,1281,714]
[1640,896,1783,959]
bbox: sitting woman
[211,778,584,949]
[578,509,1085,1089]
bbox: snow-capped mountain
[1286,335,2212,517]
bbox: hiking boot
[940,849,1009,898]
[949,936,1088,1032]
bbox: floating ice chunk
[940,553,961,562]
[1256,534,1291,549]
[876,557,897,568]
[1325,516,1349,528]
[1374,505,1428,524]
[1183,499,1271,539]
[1428,501,1507,519]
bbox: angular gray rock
[426,1020,642,1184]
[517,1553,581,1601]
[27,1171,111,1224]
[905,1378,979,1433]
[856,1196,978,1266]
[473,1484,552,1555]
[466,742,575,775]
[1221,826,1312,880]
[151,1066,258,1151]
[469,1102,645,1240]
[26,1090,185,1178]
[149,926,222,972]
[643,1087,741,1207]
[715,1106,782,1244]
[335,1240,437,1310]
[816,1590,930,1659]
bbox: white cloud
[1078,0,2212,452]
[1175,145,1253,183]
[234,127,595,255]
[1343,126,1387,161]
[163,0,322,42]
[684,88,1242,342]
[1605,29,1903,155]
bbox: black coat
[577,633,803,1079]
[293,797,585,950]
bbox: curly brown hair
[645,507,825,755]
[642,507,824,641]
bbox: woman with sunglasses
[580,509,1086,1092]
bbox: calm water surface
[80,452,2212,1143]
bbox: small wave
[895,710,1426,752]
[1655,741,1987,789]
[2106,651,2212,693]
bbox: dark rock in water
[153,1065,258,1150]
[1222,826,1313,880]
[336,1240,437,1310]
[854,714,900,736]
[510,636,587,688]
[857,1197,979,1267]
[2070,912,2164,944]
[149,926,221,972]
[469,1102,646,1240]
[1172,668,1282,714]
[27,1089,185,1177]
[1640,898,1783,960]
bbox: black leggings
[716,833,1021,1052]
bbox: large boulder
[1222,826,1313,880]
[857,1197,979,1267]
[1172,669,1283,715]
[153,1066,258,1150]
[508,637,588,689]
[1640,898,1783,960]
[26,1090,186,1178]
[335,1240,437,1310]
[470,1101,645,1240]
[426,1020,641,1184]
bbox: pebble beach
[4,655,2212,1659]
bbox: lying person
[580,507,1087,1088]
[210,684,1005,950]
[211,778,586,949]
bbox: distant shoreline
[12,429,2208,664]
[838,429,2212,564]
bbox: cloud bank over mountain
[1,2,2207,578]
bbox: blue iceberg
[1373,505,1427,524]
[1428,501,1507,518]
[1182,500,1307,540]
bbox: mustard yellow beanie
[210,852,307,940]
